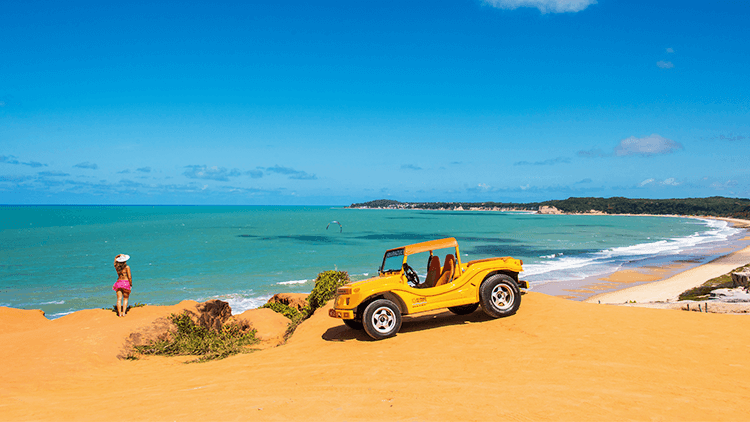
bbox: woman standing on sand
[112,254,132,317]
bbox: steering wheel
[403,263,420,287]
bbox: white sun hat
[116,254,130,262]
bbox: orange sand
[2,293,750,421]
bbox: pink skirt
[113,279,131,292]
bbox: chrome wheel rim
[371,306,397,334]
[491,283,514,311]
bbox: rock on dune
[267,293,309,311]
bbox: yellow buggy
[329,238,526,340]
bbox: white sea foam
[41,300,65,305]
[48,311,74,319]
[204,293,274,315]
[523,219,741,283]
[277,279,309,285]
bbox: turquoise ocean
[1,206,747,319]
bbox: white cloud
[514,157,571,166]
[577,148,608,158]
[657,60,674,69]
[1,155,47,168]
[264,165,317,180]
[73,162,98,170]
[615,134,683,157]
[639,177,681,187]
[183,165,241,181]
[666,47,674,53]
[483,0,596,13]
[710,180,737,190]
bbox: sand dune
[2,292,750,421]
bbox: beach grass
[265,270,350,340]
[678,263,750,301]
[128,312,259,363]
[261,302,303,323]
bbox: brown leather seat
[434,254,455,287]
[423,255,441,288]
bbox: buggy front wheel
[480,274,521,318]
[362,299,402,340]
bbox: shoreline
[585,242,750,304]
[524,215,750,303]
[582,216,750,305]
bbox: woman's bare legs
[116,290,124,317]
[122,290,130,316]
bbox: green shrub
[307,270,350,311]
[129,311,259,363]
[261,270,350,340]
[261,302,303,323]
[679,263,750,301]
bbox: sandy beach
[586,243,750,304]
[585,217,750,304]
[2,217,750,421]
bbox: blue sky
[1,0,748,205]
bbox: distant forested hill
[349,197,750,219]
[541,197,750,218]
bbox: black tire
[479,274,521,318]
[448,303,479,315]
[362,299,402,340]
[343,319,363,330]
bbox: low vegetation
[261,302,303,323]
[678,263,750,301]
[306,270,350,310]
[266,270,350,339]
[126,270,349,363]
[129,312,259,363]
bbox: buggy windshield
[380,248,404,274]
